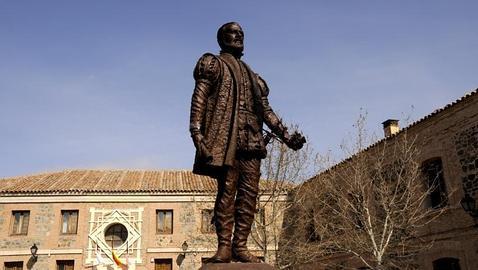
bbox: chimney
[382,119,399,137]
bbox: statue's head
[217,22,244,57]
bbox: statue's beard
[220,43,244,58]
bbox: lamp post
[460,193,478,226]
[181,241,188,256]
[30,243,38,261]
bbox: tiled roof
[310,88,478,179]
[0,169,290,195]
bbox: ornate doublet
[190,52,286,176]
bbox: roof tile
[0,169,286,195]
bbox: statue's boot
[232,159,262,263]
[206,168,239,263]
[206,245,231,263]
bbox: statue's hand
[191,132,204,149]
[284,131,306,151]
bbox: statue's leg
[208,165,239,263]
[232,158,262,263]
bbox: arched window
[433,257,461,270]
[104,223,128,248]
[306,209,320,242]
[422,158,448,208]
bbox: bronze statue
[189,22,305,263]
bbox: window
[306,221,320,242]
[306,209,320,242]
[104,223,128,248]
[433,257,461,270]
[156,210,173,234]
[201,209,215,233]
[11,211,30,235]
[252,208,265,232]
[4,262,23,270]
[257,208,265,226]
[61,210,78,234]
[154,258,172,270]
[57,260,74,270]
[422,158,448,208]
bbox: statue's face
[219,23,244,55]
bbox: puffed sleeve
[257,75,270,97]
[190,53,220,136]
[193,53,220,84]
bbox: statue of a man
[189,22,305,263]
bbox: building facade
[0,170,287,270]
[286,88,478,269]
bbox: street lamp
[460,193,478,225]
[181,241,188,256]
[30,244,38,261]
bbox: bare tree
[249,125,318,267]
[281,114,445,270]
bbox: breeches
[214,158,261,247]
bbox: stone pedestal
[199,263,274,270]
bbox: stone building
[0,170,288,270]
[285,88,478,269]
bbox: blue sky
[1,1,477,178]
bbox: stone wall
[0,204,4,234]
[287,90,478,269]
[0,195,284,269]
[455,123,478,196]
[33,204,54,240]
